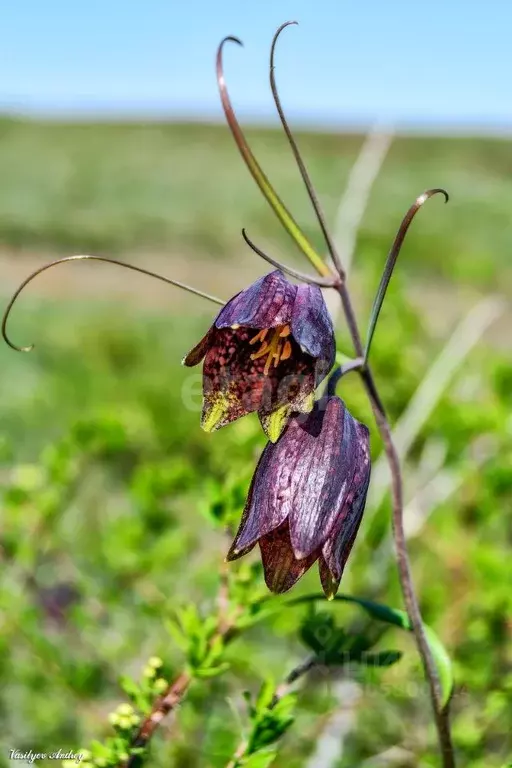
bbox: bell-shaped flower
[183,270,335,441]
[227,396,370,598]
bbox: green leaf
[194,662,230,679]
[164,619,188,653]
[423,624,454,708]
[242,750,278,768]
[288,593,453,706]
[254,679,275,712]
[119,675,140,700]
[355,650,403,667]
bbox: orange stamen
[250,324,293,375]
[249,328,269,345]
[281,340,292,360]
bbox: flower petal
[287,398,365,560]
[320,424,371,595]
[200,327,267,430]
[291,284,335,376]
[182,327,215,367]
[258,368,316,442]
[258,403,292,444]
[227,443,290,559]
[215,271,297,329]
[259,522,318,594]
[318,556,339,601]
[200,327,318,434]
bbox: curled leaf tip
[220,35,243,48]
[241,229,336,288]
[418,188,449,207]
[271,22,299,73]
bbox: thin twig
[122,577,241,768]
[269,21,346,280]
[2,254,224,353]
[335,281,455,766]
[326,359,364,395]
[242,229,337,287]
[124,670,192,766]
[364,189,449,364]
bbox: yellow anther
[249,325,293,375]
[249,328,268,345]
[250,342,270,360]
[281,340,292,360]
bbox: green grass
[0,119,511,767]
[1,118,512,289]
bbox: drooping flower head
[227,395,370,599]
[183,270,335,442]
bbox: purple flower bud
[183,271,335,442]
[227,396,370,599]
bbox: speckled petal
[200,327,266,431]
[200,326,319,434]
[291,284,335,378]
[215,271,297,329]
[259,522,318,594]
[182,327,215,367]
[257,362,316,442]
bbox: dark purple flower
[183,271,335,442]
[227,396,370,599]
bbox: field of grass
[1,118,512,291]
[0,118,511,767]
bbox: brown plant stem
[124,670,192,766]
[122,584,240,768]
[336,283,455,767]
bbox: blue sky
[1,1,510,131]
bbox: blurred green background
[0,115,510,767]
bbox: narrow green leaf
[288,593,453,706]
[218,39,331,278]
[255,679,276,712]
[355,650,403,667]
[423,624,454,708]
[194,662,230,679]
[164,619,188,653]
[288,594,409,629]
[242,750,278,768]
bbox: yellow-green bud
[108,712,120,727]
[130,714,140,727]
[117,703,134,716]
[142,665,156,679]
[95,758,107,768]
[148,656,163,668]
[81,752,92,762]
[118,755,129,763]
[118,716,133,730]
[154,677,168,694]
